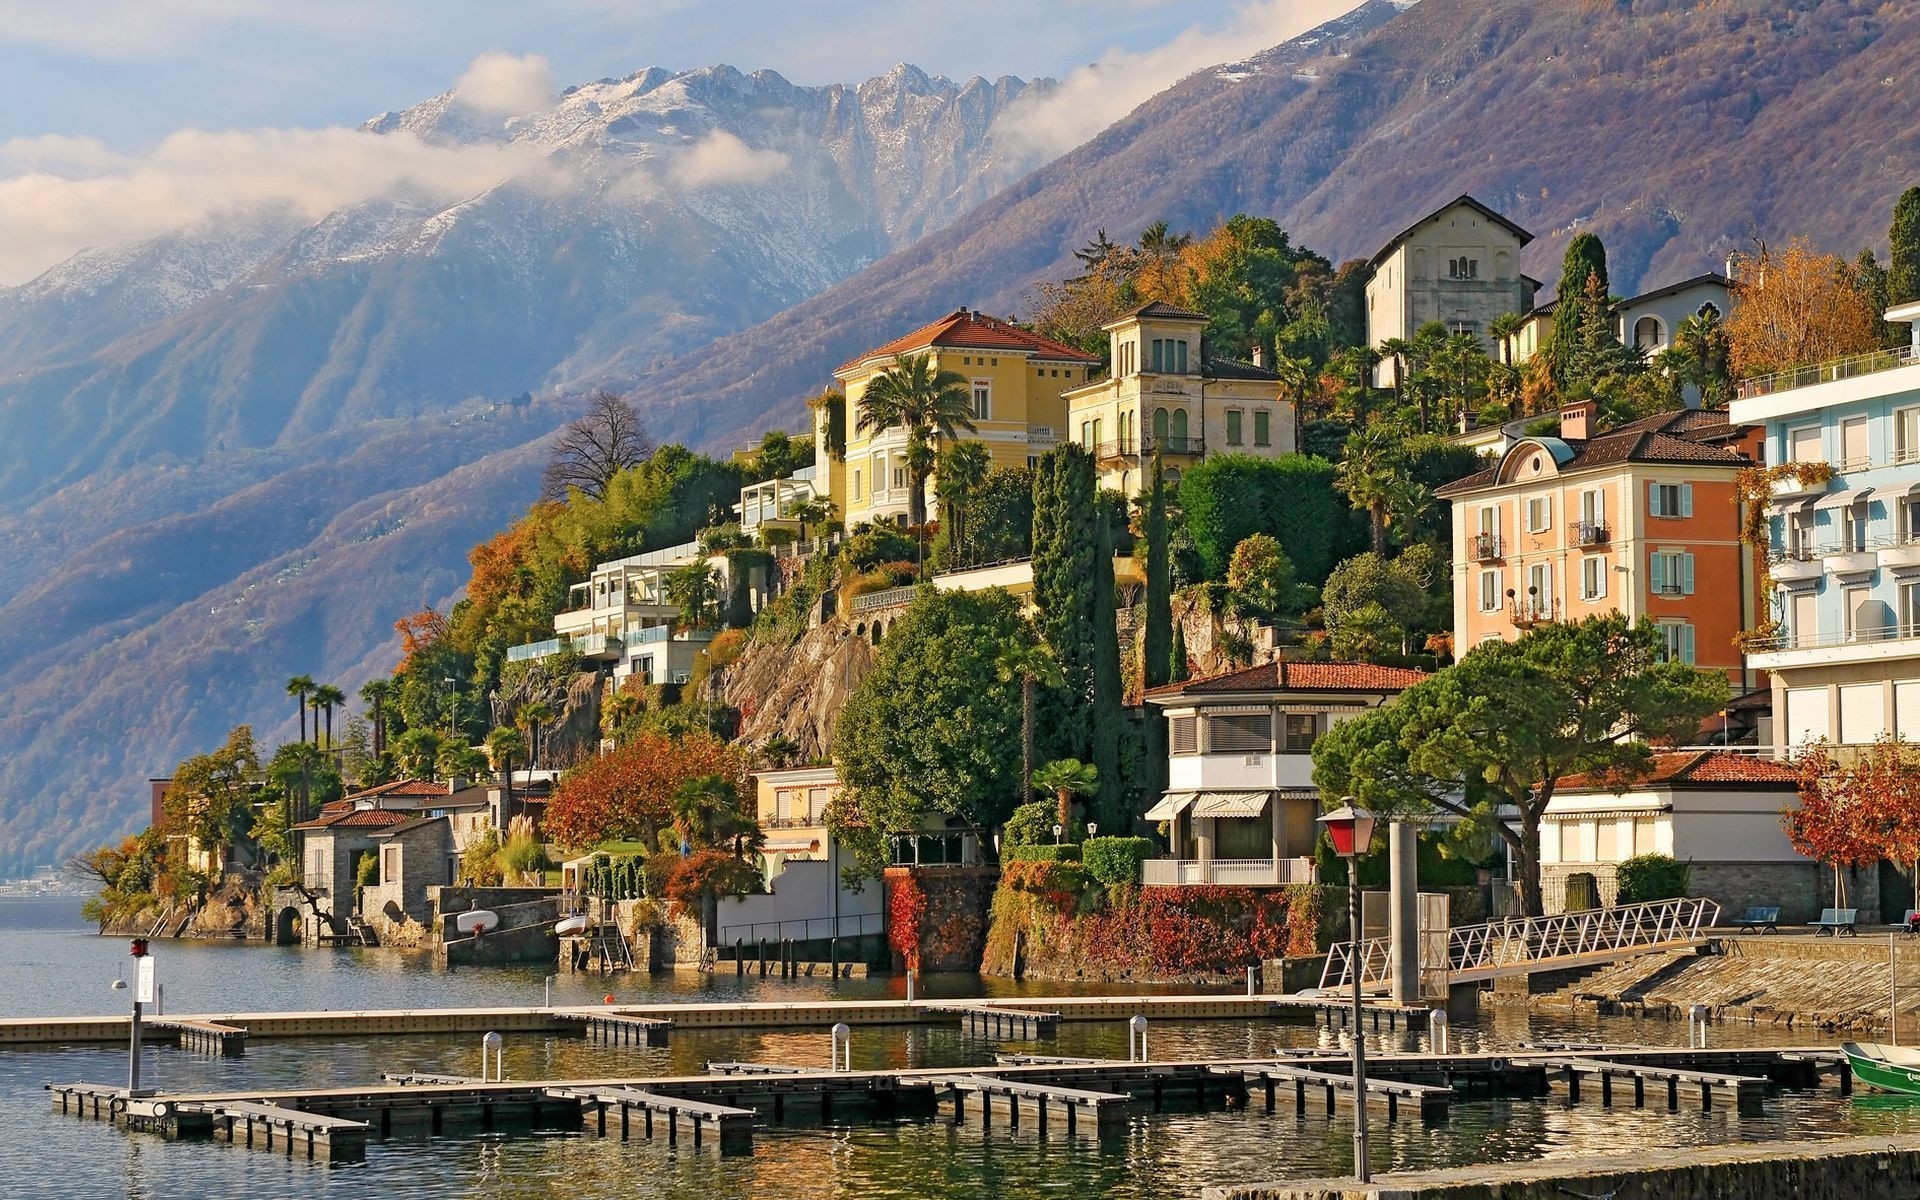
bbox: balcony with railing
[1745,620,1920,662]
[1576,521,1609,548]
[1471,532,1504,562]
[1736,344,1920,400]
[1143,433,1205,456]
[570,632,624,660]
[1141,857,1314,887]
[506,638,564,663]
[1509,593,1559,629]
[1091,438,1141,463]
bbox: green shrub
[1004,843,1081,863]
[1616,854,1690,904]
[1002,799,1060,848]
[1081,836,1155,887]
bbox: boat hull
[1844,1045,1920,1096]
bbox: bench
[1897,909,1920,936]
[1734,906,1780,934]
[1810,907,1858,937]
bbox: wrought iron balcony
[1142,433,1205,456]
[1576,522,1610,547]
[1509,594,1559,628]
[1471,533,1504,562]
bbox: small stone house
[363,816,456,932]
[294,807,415,935]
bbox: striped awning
[1864,481,1920,506]
[1192,790,1272,818]
[1143,791,1196,821]
[1812,488,1869,511]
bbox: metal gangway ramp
[1320,897,1722,994]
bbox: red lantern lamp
[129,938,150,958]
[1317,800,1377,859]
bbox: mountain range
[5,0,1919,873]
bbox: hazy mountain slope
[631,0,1920,451]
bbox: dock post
[758,938,767,976]
[735,940,744,976]
[1429,1009,1448,1054]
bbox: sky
[0,0,1365,284]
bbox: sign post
[128,938,153,1097]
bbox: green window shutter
[1680,625,1697,665]
[1680,484,1694,517]
[1650,552,1668,593]
[1649,481,1663,516]
[1681,553,1696,594]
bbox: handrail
[1744,622,1920,653]
[1320,896,1722,992]
[717,912,884,944]
[1737,345,1919,399]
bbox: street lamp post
[127,937,152,1097]
[1318,798,1378,1184]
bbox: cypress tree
[1140,455,1173,802]
[1090,505,1123,827]
[1170,622,1189,682]
[1890,186,1920,328]
[1550,233,1609,380]
[1031,446,1097,765]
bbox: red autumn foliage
[1787,738,1920,893]
[659,848,763,922]
[887,871,928,971]
[393,608,450,674]
[544,731,747,849]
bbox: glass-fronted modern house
[1732,300,1920,754]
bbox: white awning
[1812,489,1868,511]
[1864,481,1920,506]
[1143,791,1196,821]
[1192,790,1272,818]
[762,839,821,854]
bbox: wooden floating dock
[550,1009,673,1047]
[1295,999,1432,1032]
[181,1099,369,1161]
[930,1073,1129,1135]
[1537,1056,1767,1116]
[548,1085,753,1154]
[147,1018,247,1057]
[705,1062,810,1076]
[927,1004,1060,1040]
[1211,1062,1452,1122]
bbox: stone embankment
[1209,1132,1920,1200]
[1503,934,1920,1032]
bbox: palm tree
[995,639,1064,814]
[1074,228,1120,270]
[286,675,315,744]
[517,700,554,769]
[1378,336,1416,422]
[393,728,442,780]
[484,727,526,827]
[359,678,392,756]
[1138,220,1190,255]
[1033,758,1099,832]
[671,774,761,858]
[858,352,978,543]
[1488,311,1527,366]
[934,440,992,565]
[1336,425,1408,556]
[437,741,488,785]
[665,561,720,629]
[312,684,346,749]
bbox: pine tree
[1891,186,1920,309]
[1550,233,1609,381]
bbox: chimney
[1252,345,1266,368]
[1560,400,1598,441]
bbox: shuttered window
[1206,713,1272,753]
[1169,716,1198,755]
[1282,713,1322,753]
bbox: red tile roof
[836,309,1100,374]
[1146,659,1429,698]
[341,778,450,802]
[1558,751,1800,794]
[1437,408,1756,496]
[293,808,417,831]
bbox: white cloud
[996,0,1365,165]
[667,130,790,189]
[452,52,555,116]
[0,127,551,284]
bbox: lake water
[5,896,1919,1199]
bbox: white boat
[455,909,499,935]
[554,915,589,937]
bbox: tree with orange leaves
[1728,238,1882,378]
[393,608,450,675]
[543,730,749,850]
[1786,738,1920,907]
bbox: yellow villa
[1064,301,1298,493]
[823,308,1100,527]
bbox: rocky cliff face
[709,617,877,761]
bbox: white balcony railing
[1738,345,1919,399]
[1141,857,1314,886]
[1745,622,1920,653]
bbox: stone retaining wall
[1206,1132,1920,1199]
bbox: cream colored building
[825,308,1099,528]
[1063,301,1297,493]
[1364,196,1540,386]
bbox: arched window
[1152,407,1169,439]
[1697,302,1721,321]
[1633,315,1664,350]
[1170,409,1189,444]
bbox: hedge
[1004,842,1081,864]
[1082,837,1155,886]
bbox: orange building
[1436,403,1762,686]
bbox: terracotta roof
[1436,408,1755,496]
[836,309,1099,374]
[1105,299,1212,325]
[341,778,450,802]
[1558,751,1801,794]
[1202,354,1281,382]
[293,808,416,831]
[369,815,452,838]
[1367,195,1534,270]
[1146,659,1428,699]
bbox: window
[891,463,906,490]
[1903,497,1920,545]
[971,381,991,421]
[1841,502,1869,553]
[1787,511,1815,557]
[1580,489,1606,527]
[1254,409,1271,447]
[1446,256,1479,280]
[1632,315,1664,350]
[1150,338,1189,374]
[1841,416,1870,470]
[1080,420,1093,447]
[1790,591,1818,649]
[1526,495,1553,533]
[1657,622,1696,665]
[1448,319,1478,337]
[871,454,885,494]
[1902,581,1920,637]
[1787,425,1823,465]
[1899,407,1920,464]
[1206,713,1272,753]
[1092,418,1103,448]
[1649,550,1695,596]
[381,845,400,883]
[1169,716,1198,755]
[1843,585,1869,641]
[1152,407,1168,439]
[1477,506,1497,536]
[1478,570,1502,612]
[1150,339,1165,373]
[1226,409,1244,446]
[1169,409,1189,442]
[638,655,655,685]
[1527,562,1554,607]
[1282,713,1322,753]
[1648,482,1693,518]
[1581,556,1607,601]
[851,469,862,501]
